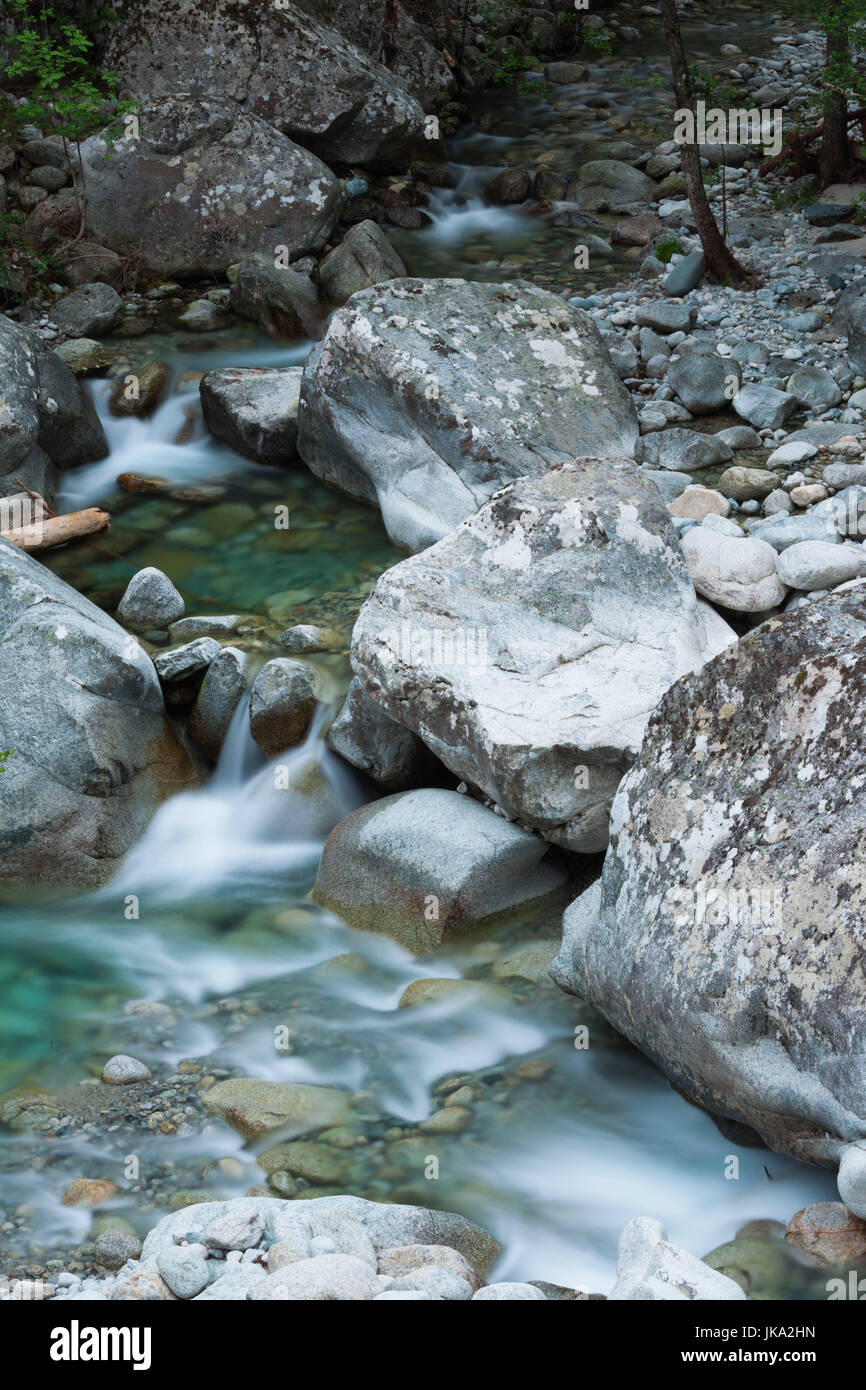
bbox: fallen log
[0,507,111,553]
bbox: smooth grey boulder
[298,278,639,551]
[680,527,787,611]
[823,463,866,489]
[103,0,426,171]
[200,367,303,465]
[156,1248,209,1300]
[569,160,657,211]
[717,466,781,502]
[102,1054,151,1084]
[313,788,564,950]
[117,568,185,631]
[785,423,860,447]
[351,459,735,853]
[175,299,230,333]
[785,364,842,412]
[642,468,692,502]
[51,282,124,338]
[775,540,866,591]
[326,676,422,789]
[638,401,692,434]
[753,511,842,552]
[187,647,248,762]
[248,658,319,758]
[17,137,71,171]
[318,221,406,307]
[662,250,705,296]
[717,424,762,450]
[667,351,740,414]
[552,586,866,1202]
[34,348,109,468]
[0,540,195,888]
[633,301,696,335]
[608,339,639,378]
[609,1219,745,1301]
[636,428,733,471]
[153,637,220,683]
[733,382,798,430]
[79,98,344,278]
[229,255,322,340]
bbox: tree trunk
[819,26,851,185]
[659,0,749,286]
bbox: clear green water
[0,3,842,1296]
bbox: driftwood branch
[1,507,111,552]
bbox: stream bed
[0,0,841,1298]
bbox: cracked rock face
[553,584,866,1172]
[299,278,640,552]
[351,459,735,853]
[103,0,426,170]
[79,97,344,278]
[0,541,196,888]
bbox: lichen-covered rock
[0,541,196,888]
[103,0,426,171]
[553,586,866,1202]
[298,278,639,551]
[79,97,344,278]
[351,460,735,853]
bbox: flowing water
[0,2,839,1296]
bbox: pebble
[102,1055,152,1085]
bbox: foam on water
[59,337,312,509]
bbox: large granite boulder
[103,0,426,171]
[0,315,107,507]
[350,459,735,853]
[318,221,407,307]
[298,278,639,551]
[313,787,563,950]
[200,367,303,465]
[553,584,866,1210]
[293,0,455,106]
[0,542,196,888]
[79,97,344,278]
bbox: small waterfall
[110,699,370,904]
